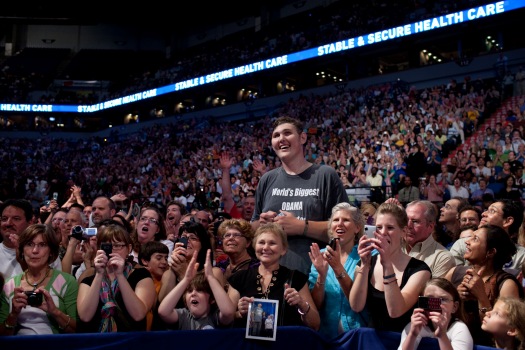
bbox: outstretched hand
[183,251,199,281]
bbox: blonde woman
[349,203,431,332]
[228,223,320,330]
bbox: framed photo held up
[245,298,278,341]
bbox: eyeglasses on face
[223,232,245,240]
[180,233,200,242]
[139,217,159,225]
[25,242,48,249]
[112,243,127,251]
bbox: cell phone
[418,296,442,313]
[101,242,112,258]
[52,192,58,201]
[132,203,141,217]
[364,225,377,238]
[177,236,188,249]
[328,238,339,250]
[45,200,50,207]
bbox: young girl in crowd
[399,278,473,350]
[481,297,525,350]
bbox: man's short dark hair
[458,205,481,220]
[70,203,85,211]
[499,199,524,237]
[451,197,469,213]
[138,241,169,265]
[0,199,33,222]
[166,200,187,216]
[272,116,304,134]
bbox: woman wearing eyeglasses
[216,219,259,281]
[158,220,224,305]
[129,206,173,264]
[77,224,156,332]
[0,224,78,335]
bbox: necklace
[24,268,50,291]
[256,269,278,299]
[483,272,496,284]
[230,258,253,275]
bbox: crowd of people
[0,0,517,118]
[2,2,525,349]
[2,105,525,349]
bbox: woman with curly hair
[445,225,524,346]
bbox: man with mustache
[0,199,61,280]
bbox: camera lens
[72,225,83,235]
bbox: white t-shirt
[0,243,62,281]
[0,243,21,280]
[397,320,473,350]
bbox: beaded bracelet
[383,279,398,285]
[383,273,396,280]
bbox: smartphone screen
[418,296,442,312]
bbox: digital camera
[24,291,43,307]
[70,225,97,241]
[101,242,112,258]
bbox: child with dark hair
[158,250,235,330]
[139,241,169,330]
